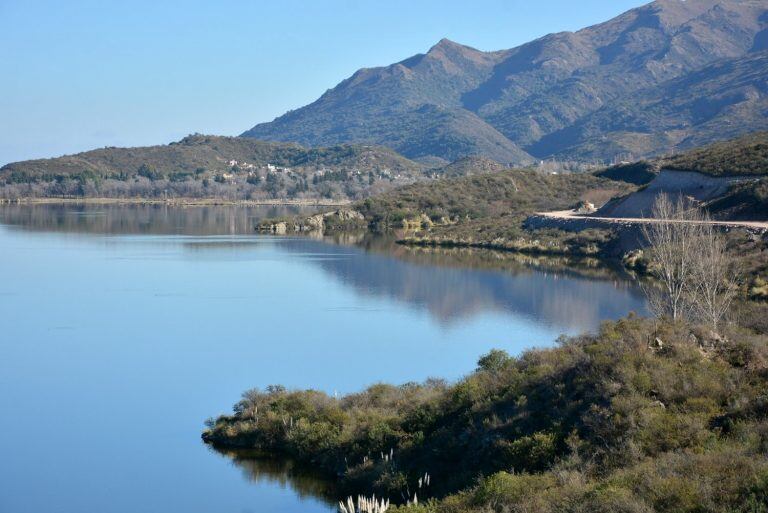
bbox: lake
[0,204,648,513]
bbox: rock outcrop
[597,169,755,218]
[258,208,366,234]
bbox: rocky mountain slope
[533,50,768,160]
[243,0,768,164]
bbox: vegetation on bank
[398,224,614,257]
[204,312,768,512]
[662,131,768,177]
[256,167,629,257]
[355,169,629,228]
[348,169,628,255]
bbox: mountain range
[243,0,768,165]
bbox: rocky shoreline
[258,208,367,234]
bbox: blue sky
[0,0,647,165]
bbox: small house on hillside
[576,201,597,214]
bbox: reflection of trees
[0,204,648,330]
[278,237,648,331]
[0,204,316,236]
[211,447,338,506]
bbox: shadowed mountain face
[531,50,768,160]
[243,0,768,164]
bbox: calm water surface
[0,204,647,513]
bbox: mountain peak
[430,38,461,50]
[426,38,485,57]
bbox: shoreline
[0,197,350,207]
[395,236,603,258]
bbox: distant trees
[264,172,284,198]
[642,194,739,331]
[137,163,163,181]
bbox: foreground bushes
[203,315,768,511]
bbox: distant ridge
[1,134,532,201]
[0,135,426,201]
[243,0,768,164]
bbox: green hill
[662,131,768,176]
[357,168,626,225]
[592,131,768,186]
[594,161,660,185]
[590,133,768,221]
[343,168,631,254]
[0,135,425,201]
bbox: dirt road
[538,210,768,231]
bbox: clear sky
[0,0,648,166]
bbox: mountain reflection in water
[0,202,317,235]
[271,236,647,330]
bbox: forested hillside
[0,135,424,201]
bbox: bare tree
[641,194,702,321]
[641,193,738,331]
[690,219,739,331]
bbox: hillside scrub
[355,169,631,229]
[347,168,629,256]
[662,131,768,177]
[203,314,768,511]
[708,178,768,221]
